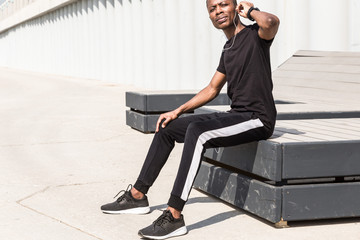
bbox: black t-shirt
[217,23,277,131]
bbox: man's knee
[185,122,203,138]
[157,119,173,134]
[157,118,189,143]
[156,118,180,140]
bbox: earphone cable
[222,13,239,52]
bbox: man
[101,0,279,239]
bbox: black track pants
[134,111,272,211]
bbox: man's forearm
[156,71,226,132]
[175,86,219,116]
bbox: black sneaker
[138,210,188,240]
[101,184,150,214]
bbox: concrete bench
[125,90,231,133]
[125,91,360,133]
[193,114,360,227]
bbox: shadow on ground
[149,196,243,232]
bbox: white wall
[0,0,359,90]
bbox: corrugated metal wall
[0,0,359,90]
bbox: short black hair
[206,0,238,7]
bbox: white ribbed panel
[0,0,359,90]
[142,0,154,89]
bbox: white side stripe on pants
[180,118,264,201]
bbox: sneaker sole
[102,206,150,215]
[139,226,188,240]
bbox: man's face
[207,0,237,30]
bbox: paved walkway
[0,67,359,240]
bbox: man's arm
[237,1,280,40]
[155,71,227,132]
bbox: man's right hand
[236,1,254,18]
[156,110,179,132]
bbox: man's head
[206,0,238,30]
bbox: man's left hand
[156,110,179,132]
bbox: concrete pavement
[0,67,359,240]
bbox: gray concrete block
[204,141,282,181]
[126,110,159,133]
[126,91,230,113]
[194,161,282,223]
[204,139,360,181]
[126,92,147,113]
[195,161,360,223]
[283,182,360,221]
[126,110,193,133]
[282,141,360,179]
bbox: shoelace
[113,184,133,202]
[153,211,174,228]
